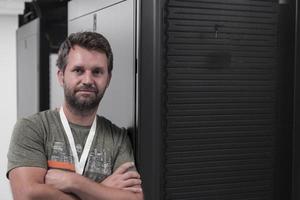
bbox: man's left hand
[45,169,77,193]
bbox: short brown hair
[56,32,113,73]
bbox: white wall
[0,15,18,200]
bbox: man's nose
[82,71,94,84]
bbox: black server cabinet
[139,0,296,199]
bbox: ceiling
[0,0,28,15]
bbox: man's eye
[74,68,83,74]
[93,69,103,75]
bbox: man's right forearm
[12,183,79,200]
[9,167,80,200]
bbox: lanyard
[59,107,97,175]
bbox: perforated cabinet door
[163,0,292,199]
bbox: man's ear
[106,73,112,88]
[57,69,64,87]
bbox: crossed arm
[9,162,144,200]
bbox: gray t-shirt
[7,109,135,182]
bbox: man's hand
[45,169,78,193]
[101,162,143,193]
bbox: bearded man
[7,32,143,200]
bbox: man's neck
[62,103,98,126]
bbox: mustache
[76,84,98,92]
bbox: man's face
[58,45,111,112]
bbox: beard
[64,83,105,113]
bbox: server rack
[139,0,296,199]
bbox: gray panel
[96,0,135,128]
[68,0,126,21]
[68,13,94,34]
[16,18,39,119]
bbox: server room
[1,0,300,199]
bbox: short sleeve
[7,118,47,178]
[112,128,136,172]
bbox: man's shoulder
[16,109,59,127]
[97,115,122,128]
[97,116,126,134]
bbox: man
[7,32,143,200]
